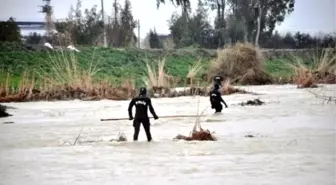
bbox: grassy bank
[0,44,295,86]
[1,42,334,102]
[0,46,213,87]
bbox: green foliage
[168,12,187,48]
[0,46,211,87]
[0,42,28,52]
[157,0,191,10]
[188,0,213,46]
[0,17,21,42]
[168,0,214,48]
[53,0,103,45]
[261,0,295,34]
[164,0,301,49]
[119,0,137,47]
[1,42,309,88]
[264,59,294,78]
[52,0,136,47]
[149,29,163,49]
[225,0,295,41]
[25,32,43,45]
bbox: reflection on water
[0,85,335,185]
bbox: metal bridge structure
[16,21,47,31]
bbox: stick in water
[73,125,84,146]
[100,115,206,121]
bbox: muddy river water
[0,85,335,185]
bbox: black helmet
[139,87,147,95]
[214,76,222,81]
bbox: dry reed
[287,48,336,88]
[0,51,136,102]
[313,48,336,75]
[208,42,272,85]
[143,58,175,95]
[220,78,247,95]
[288,48,336,88]
[312,48,336,84]
[187,60,204,87]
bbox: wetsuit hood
[139,87,147,96]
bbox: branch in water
[307,87,336,104]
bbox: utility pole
[39,0,54,37]
[137,19,140,48]
[101,0,107,47]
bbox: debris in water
[3,121,14,124]
[240,99,264,106]
[244,134,255,138]
[244,133,267,138]
[0,104,12,118]
[174,128,217,141]
[174,99,216,141]
[110,132,127,142]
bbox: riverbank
[1,42,334,102]
[0,42,300,86]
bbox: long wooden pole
[100,115,206,122]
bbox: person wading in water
[128,87,159,142]
[214,76,223,87]
[209,84,228,113]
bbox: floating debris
[174,128,217,141]
[244,134,255,138]
[109,132,127,142]
[244,133,267,138]
[3,121,14,124]
[0,104,12,118]
[240,99,265,106]
[174,100,217,141]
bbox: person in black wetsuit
[209,84,228,113]
[128,87,159,142]
[214,76,223,87]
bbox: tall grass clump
[312,48,336,83]
[34,50,136,100]
[0,69,36,102]
[314,48,336,73]
[142,58,175,94]
[208,42,273,85]
[0,49,136,102]
[288,48,336,88]
[187,60,204,87]
[287,55,316,88]
[36,50,100,91]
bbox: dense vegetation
[0,43,211,86]
[0,42,298,87]
[0,0,334,102]
[1,0,332,50]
